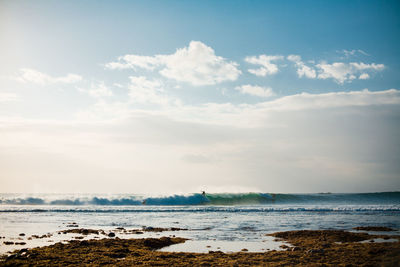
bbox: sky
[0,0,399,193]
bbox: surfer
[142,199,146,205]
[201,191,206,196]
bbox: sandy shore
[1,228,399,266]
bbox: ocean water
[1,192,400,253]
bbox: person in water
[201,191,206,196]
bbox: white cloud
[78,82,113,98]
[316,62,384,84]
[256,89,400,112]
[298,65,317,79]
[167,89,400,128]
[105,55,161,71]
[245,55,283,76]
[287,55,383,83]
[16,68,82,85]
[359,73,370,80]
[339,49,369,58]
[287,55,317,79]
[76,87,400,129]
[351,62,385,71]
[287,55,301,62]
[106,41,241,86]
[235,84,274,98]
[0,93,19,102]
[158,41,241,85]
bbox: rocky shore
[1,228,399,266]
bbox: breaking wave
[0,192,399,206]
[1,206,400,213]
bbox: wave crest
[0,192,399,206]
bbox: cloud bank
[1,89,399,193]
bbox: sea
[1,192,400,254]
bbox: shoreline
[1,227,399,266]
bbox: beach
[1,227,399,266]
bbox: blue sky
[0,0,399,193]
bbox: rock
[59,229,100,235]
[270,230,371,243]
[170,227,187,231]
[6,254,16,260]
[108,232,116,237]
[353,226,394,232]
[241,248,248,252]
[142,237,178,249]
[105,252,126,259]
[321,243,331,248]
[291,247,301,251]
[76,240,89,246]
[39,234,51,238]
[3,241,14,245]
[368,248,385,255]
[307,248,324,254]
[105,248,130,258]
[19,233,25,236]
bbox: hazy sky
[0,0,399,193]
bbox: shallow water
[159,237,290,253]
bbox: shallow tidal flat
[1,227,399,266]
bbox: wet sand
[1,228,399,266]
